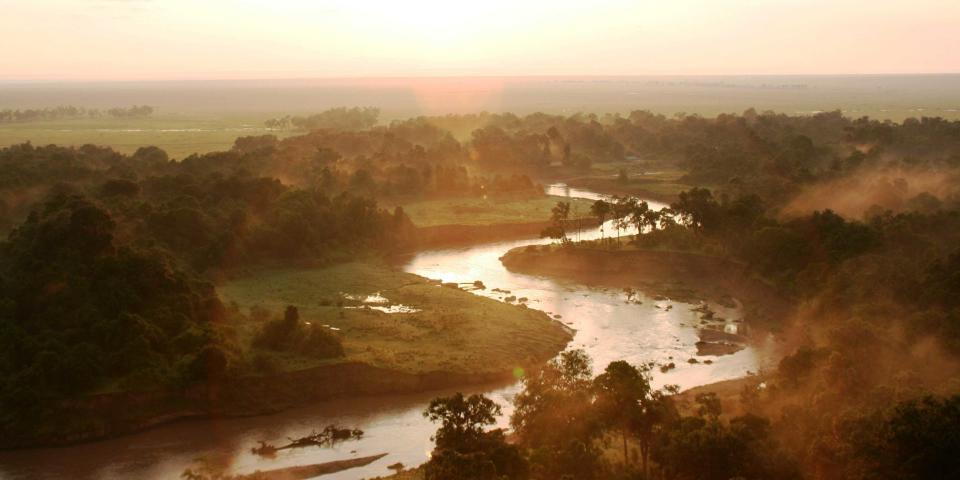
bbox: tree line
[264,107,380,130]
[0,105,154,123]
[422,348,959,480]
[421,350,802,480]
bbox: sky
[1,0,958,81]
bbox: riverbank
[4,262,572,449]
[541,168,693,204]
[219,262,572,375]
[399,194,598,249]
[398,195,595,228]
[415,218,600,249]
[500,244,791,329]
[500,244,792,372]
[18,363,519,450]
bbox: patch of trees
[0,105,154,123]
[423,350,960,480]
[0,131,545,237]
[844,395,960,479]
[423,350,798,480]
[422,393,527,480]
[264,107,380,130]
[0,142,421,266]
[0,194,230,436]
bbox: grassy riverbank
[220,261,572,375]
[397,195,595,227]
[5,261,572,448]
[554,165,693,202]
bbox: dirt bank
[500,245,794,366]
[500,246,791,324]
[3,362,531,450]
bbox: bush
[302,324,345,358]
[252,305,344,359]
[252,306,300,350]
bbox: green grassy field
[397,195,597,227]
[567,165,693,200]
[0,114,295,159]
[218,262,571,375]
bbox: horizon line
[2,72,960,85]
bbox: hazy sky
[2,0,958,80]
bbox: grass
[0,114,297,159]
[567,165,693,200]
[396,195,596,227]
[218,261,571,375]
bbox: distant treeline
[264,106,379,130]
[0,105,154,123]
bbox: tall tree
[541,201,571,243]
[612,196,637,246]
[590,200,612,242]
[593,361,650,466]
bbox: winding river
[0,185,775,480]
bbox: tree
[590,200,612,242]
[512,350,594,444]
[511,350,601,478]
[629,199,650,236]
[425,393,501,452]
[635,388,679,478]
[850,395,960,480]
[593,361,650,466]
[642,209,662,236]
[611,196,637,246]
[695,392,722,419]
[424,393,528,480]
[541,201,571,243]
[593,361,678,477]
[671,187,719,232]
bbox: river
[0,185,774,480]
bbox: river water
[0,185,774,480]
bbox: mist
[782,165,960,219]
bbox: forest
[1,106,959,479]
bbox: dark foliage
[423,393,528,480]
[0,195,227,434]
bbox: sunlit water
[0,185,776,480]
